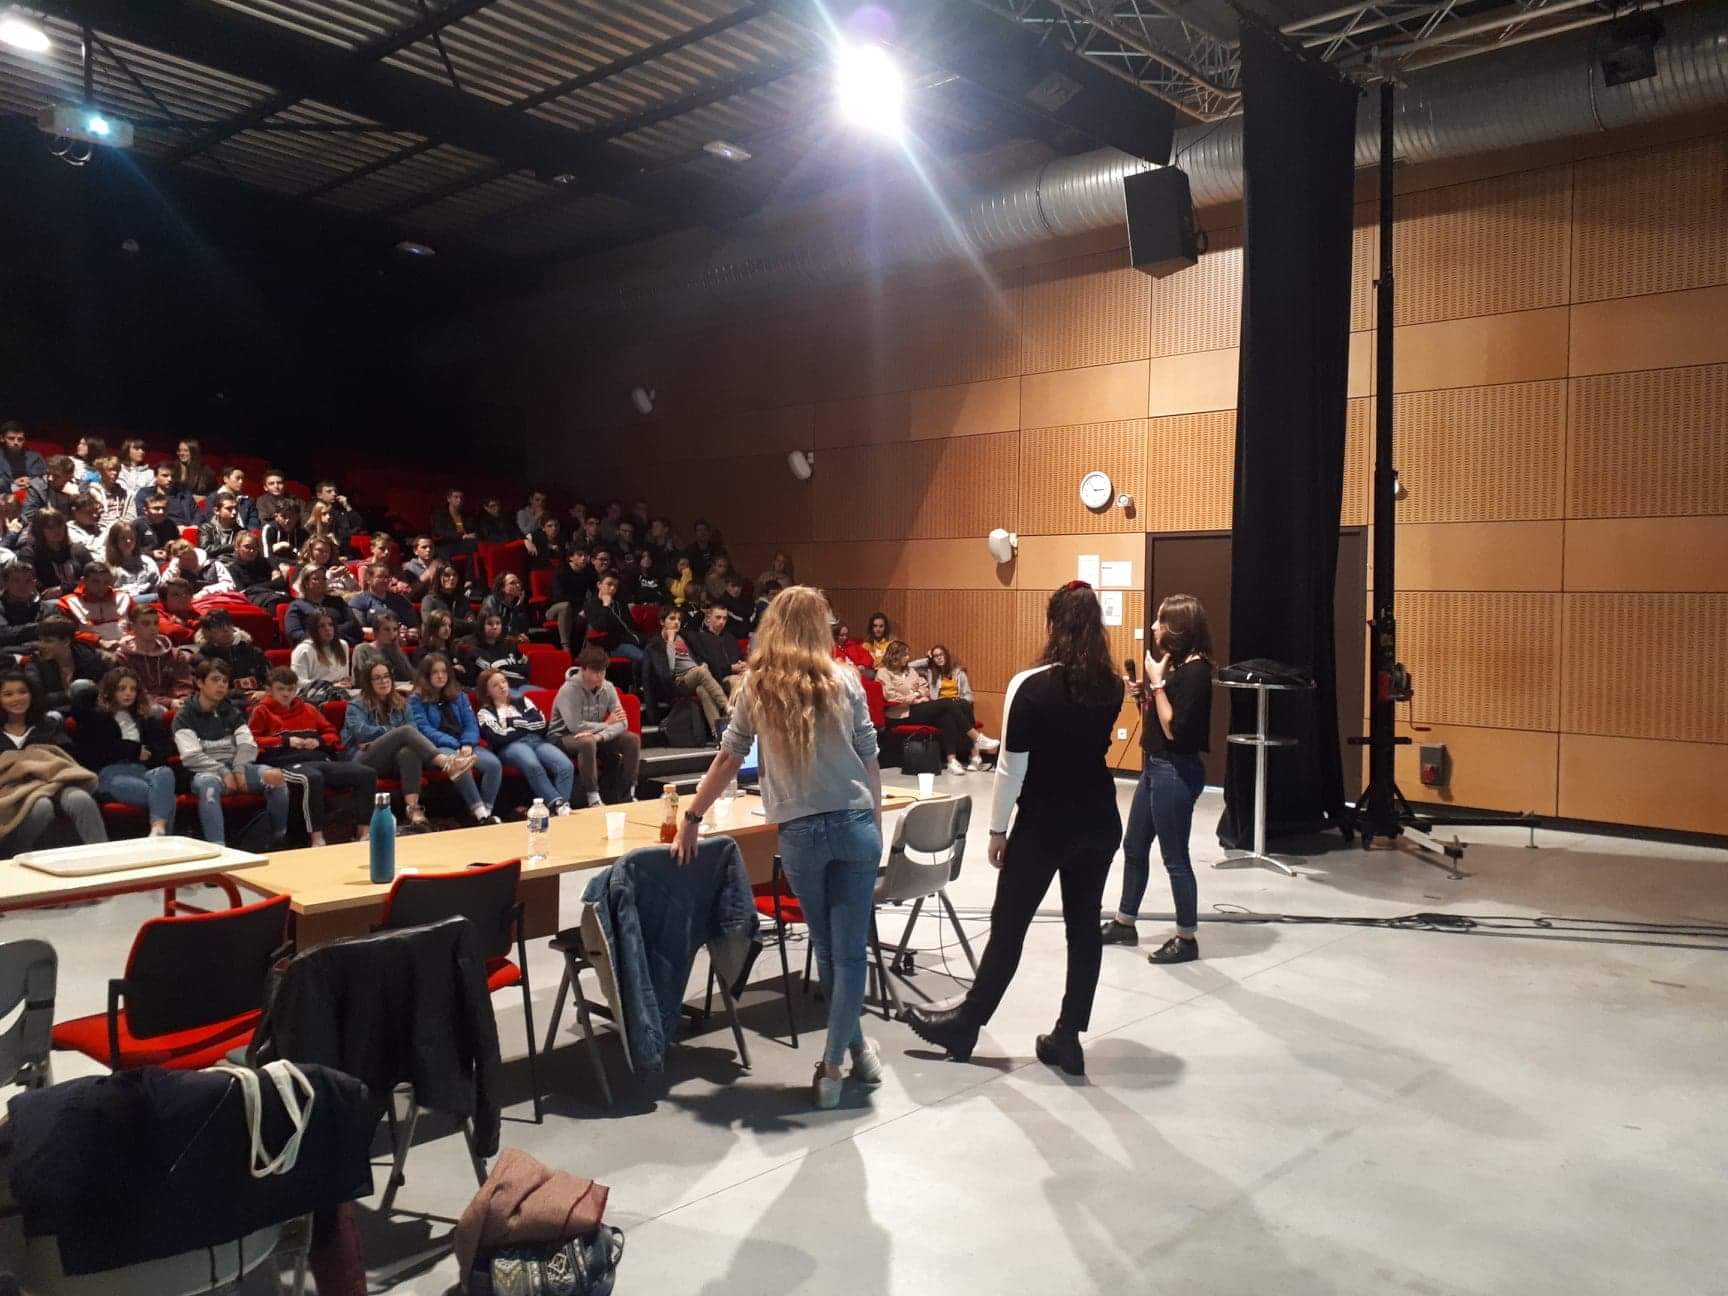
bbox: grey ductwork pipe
[593,3,1728,311]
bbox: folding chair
[0,938,56,1089]
[869,796,977,1015]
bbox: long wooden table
[227,793,922,948]
[0,840,268,915]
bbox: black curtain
[1219,25,1358,846]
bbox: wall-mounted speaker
[1124,167,1201,278]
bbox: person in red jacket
[832,619,874,675]
[58,562,132,647]
[249,666,377,846]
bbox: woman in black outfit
[1100,594,1214,964]
[908,582,1125,1076]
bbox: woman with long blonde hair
[673,585,885,1109]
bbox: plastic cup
[917,772,936,799]
[606,811,626,839]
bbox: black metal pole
[1364,78,1400,836]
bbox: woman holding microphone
[673,585,886,1110]
[908,582,1125,1076]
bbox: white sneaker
[966,755,984,772]
[812,1064,843,1110]
[850,1039,884,1086]
[586,792,602,808]
[973,734,1000,753]
[945,757,965,776]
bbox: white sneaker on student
[812,1064,843,1110]
[586,792,602,808]
[945,757,966,776]
[850,1039,885,1086]
[973,734,1000,753]
[966,755,984,772]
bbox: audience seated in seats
[587,546,617,589]
[64,492,110,555]
[645,516,677,566]
[171,659,288,844]
[222,530,287,610]
[342,659,446,832]
[546,548,594,654]
[1,421,48,489]
[91,455,130,531]
[431,487,479,558]
[878,639,976,776]
[367,531,402,574]
[549,645,640,807]
[284,567,362,646]
[456,610,529,693]
[612,517,638,560]
[314,480,364,546]
[684,518,725,580]
[172,438,217,496]
[255,467,293,529]
[349,562,420,631]
[104,522,160,604]
[153,578,201,644]
[863,612,893,669]
[58,561,130,644]
[584,572,645,682]
[650,606,732,737]
[716,573,753,638]
[666,555,696,607]
[68,434,104,484]
[523,514,566,568]
[197,466,261,529]
[914,643,1001,770]
[752,579,785,631]
[408,652,501,824]
[624,548,662,606]
[421,561,476,637]
[261,497,307,559]
[577,514,602,551]
[116,603,195,708]
[477,495,515,543]
[0,496,24,556]
[164,538,234,596]
[353,610,414,690]
[289,610,356,701]
[26,617,105,713]
[479,571,535,640]
[756,550,796,591]
[832,619,874,674]
[414,609,458,669]
[689,601,747,700]
[73,666,176,835]
[565,500,588,533]
[22,455,78,522]
[628,496,650,538]
[596,499,625,546]
[475,667,574,814]
[0,565,44,656]
[195,609,271,705]
[250,666,377,847]
[134,462,197,528]
[197,493,244,559]
[133,493,182,566]
[402,534,439,593]
[20,510,91,601]
[304,534,358,595]
[0,669,106,857]
[116,438,154,499]
[515,491,549,539]
[702,553,736,604]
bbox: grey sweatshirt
[721,667,879,825]
[548,676,626,742]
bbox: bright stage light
[85,113,110,138]
[836,42,904,137]
[0,10,52,53]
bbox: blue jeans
[189,765,289,843]
[500,736,574,807]
[466,748,503,812]
[1117,753,1207,932]
[97,763,176,826]
[778,808,883,1069]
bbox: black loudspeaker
[1124,167,1200,278]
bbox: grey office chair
[0,939,56,1091]
[869,796,977,1016]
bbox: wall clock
[1079,470,1114,511]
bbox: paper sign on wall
[1100,560,1132,587]
[1099,591,1123,626]
[1076,554,1101,586]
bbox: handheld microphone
[1124,658,1138,681]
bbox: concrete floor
[10,771,1728,1295]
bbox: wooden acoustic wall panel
[911,433,1018,540]
[1141,411,1235,533]
[1146,347,1237,418]
[1394,381,1567,523]
[1341,397,1371,527]
[1396,591,1560,731]
[904,590,1019,692]
[1017,249,1150,375]
[1572,135,1728,303]
[1390,721,1559,817]
[811,443,914,543]
[811,391,911,449]
[1392,166,1571,325]
[824,589,909,645]
[1350,208,1378,334]
[800,539,1010,591]
[1393,307,1571,392]
[1020,360,1150,430]
[1014,534,1145,592]
[1568,284,1728,376]
[1388,521,1564,592]
[1561,594,1728,743]
[1148,228,1242,358]
[1559,734,1728,835]
[1015,421,1147,535]
[896,275,1021,391]
[1010,590,1145,696]
[699,453,813,546]
[1563,517,1728,593]
[909,378,1021,440]
[1566,365,1728,517]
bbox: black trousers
[903,699,973,762]
[280,760,378,833]
[963,808,1122,1034]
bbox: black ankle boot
[1148,935,1199,965]
[907,1004,979,1062]
[1036,1029,1085,1076]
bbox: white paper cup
[606,811,626,839]
[917,772,936,798]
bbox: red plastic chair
[527,568,554,606]
[521,644,571,690]
[487,541,529,591]
[751,853,809,1045]
[51,895,290,1070]
[179,526,199,546]
[265,648,291,667]
[629,604,661,639]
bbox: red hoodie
[59,583,132,645]
[248,697,342,756]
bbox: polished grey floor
[11,772,1728,1295]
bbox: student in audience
[757,550,796,590]
[221,530,285,609]
[646,516,677,566]
[195,609,270,704]
[403,534,438,589]
[116,603,194,707]
[914,644,1000,770]
[299,534,357,596]
[64,492,109,555]
[368,531,402,576]
[863,613,892,668]
[163,538,234,596]
[589,547,615,584]
[0,670,106,857]
[103,523,161,605]
[613,519,638,560]
[153,578,201,644]
[172,659,289,845]
[117,438,153,498]
[480,571,535,639]
[20,510,91,600]
[289,610,356,700]
[0,495,24,555]
[476,668,574,814]
[284,567,362,647]
[349,562,420,632]
[314,480,363,546]
[304,500,335,546]
[516,491,549,538]
[832,620,874,674]
[477,496,515,543]
[353,610,414,690]
[666,555,696,607]
[717,572,753,638]
[262,497,307,558]
[566,500,588,532]
[878,639,975,776]
[414,610,459,668]
[652,606,731,736]
[92,456,130,531]
[197,493,244,559]
[752,579,784,631]
[201,466,261,528]
[23,455,79,521]
[702,553,736,603]
[549,645,640,807]
[136,462,197,527]
[409,652,501,824]
[341,659,446,832]
[134,493,181,566]
[578,514,602,551]
[173,439,217,496]
[690,601,747,699]
[547,547,594,654]
[421,561,476,638]
[685,518,725,579]
[255,468,293,528]
[58,561,130,644]
[523,514,566,567]
[26,617,105,713]
[73,666,176,835]
[67,435,104,484]
[251,666,377,846]
[623,547,662,606]
[584,572,644,682]
[431,488,478,557]
[456,610,529,692]
[2,421,47,490]
[0,564,42,655]
[596,499,625,545]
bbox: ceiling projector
[37,104,134,148]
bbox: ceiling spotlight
[702,139,752,163]
[0,8,52,54]
[85,112,110,138]
[836,42,904,137]
[394,240,436,258]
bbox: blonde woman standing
[673,585,885,1110]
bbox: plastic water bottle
[368,792,396,884]
[527,798,550,864]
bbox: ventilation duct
[583,4,1728,312]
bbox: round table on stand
[1213,675,1314,877]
